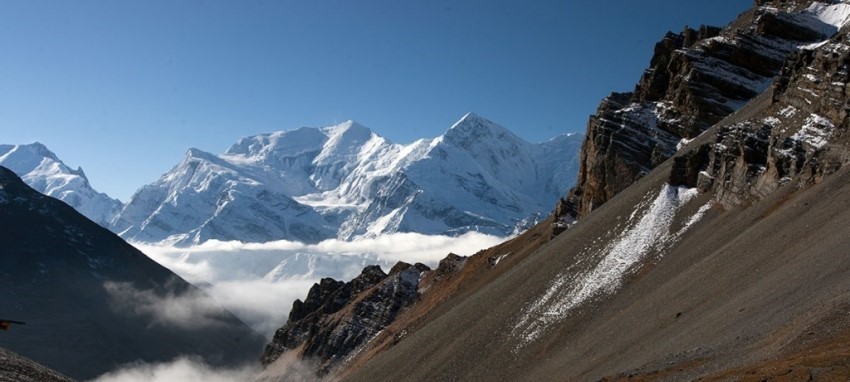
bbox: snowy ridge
[807,1,850,30]
[113,114,584,246]
[0,143,122,227]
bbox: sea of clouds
[92,232,506,382]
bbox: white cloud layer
[89,356,260,382]
[90,354,321,382]
[132,232,506,337]
[93,232,506,381]
[103,281,233,330]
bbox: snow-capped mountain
[0,143,122,227]
[113,113,583,246]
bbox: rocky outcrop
[562,0,840,220]
[672,26,850,208]
[261,262,432,375]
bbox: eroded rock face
[261,262,431,375]
[673,29,850,208]
[563,0,837,220]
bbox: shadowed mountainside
[0,166,266,380]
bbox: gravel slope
[0,347,73,382]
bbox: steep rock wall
[562,0,839,219]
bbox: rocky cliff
[561,0,846,220]
[260,260,440,375]
[673,23,850,207]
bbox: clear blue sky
[0,0,750,201]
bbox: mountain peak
[0,142,123,227]
[0,142,60,165]
[0,143,62,178]
[443,113,524,147]
[451,112,487,128]
[25,141,57,157]
[321,120,374,140]
[184,147,219,162]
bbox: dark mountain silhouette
[0,166,266,380]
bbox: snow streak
[512,185,705,347]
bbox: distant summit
[0,143,122,227]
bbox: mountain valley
[5,0,850,381]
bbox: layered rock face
[563,0,844,219]
[673,24,850,208]
[261,261,437,375]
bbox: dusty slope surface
[0,347,73,382]
[0,166,266,380]
[344,145,850,382]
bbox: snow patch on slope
[791,113,835,149]
[512,184,706,347]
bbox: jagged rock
[676,27,850,208]
[434,253,467,278]
[562,1,836,220]
[669,144,711,188]
[261,261,431,375]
